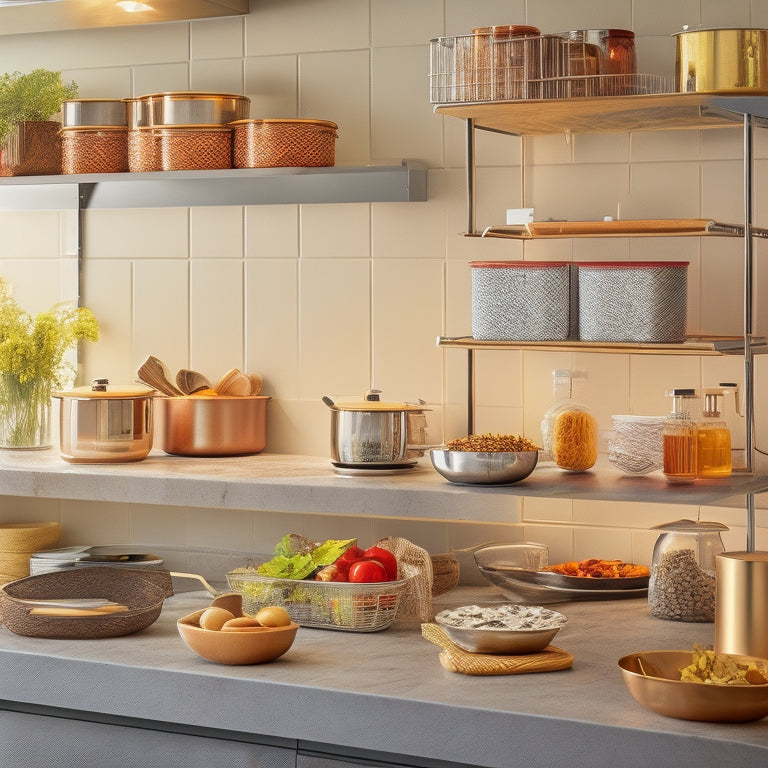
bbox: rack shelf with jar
[434,92,768,544]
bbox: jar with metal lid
[663,388,699,480]
[648,518,728,622]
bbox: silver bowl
[429,449,538,485]
[434,603,566,654]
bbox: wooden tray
[421,623,574,676]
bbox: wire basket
[429,32,673,103]
[226,564,416,632]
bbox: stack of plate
[30,546,163,576]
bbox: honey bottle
[697,391,732,478]
[663,389,698,480]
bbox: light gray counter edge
[0,589,766,768]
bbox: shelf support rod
[743,113,755,478]
[466,118,477,235]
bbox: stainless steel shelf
[0,161,427,210]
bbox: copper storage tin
[156,125,233,170]
[53,381,155,463]
[125,96,160,172]
[61,127,129,174]
[231,118,338,168]
[675,28,768,93]
[61,98,128,128]
[145,91,250,126]
[159,395,269,456]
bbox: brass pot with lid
[53,379,156,463]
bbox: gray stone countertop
[0,586,767,767]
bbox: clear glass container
[662,388,699,480]
[648,518,727,623]
[540,369,588,460]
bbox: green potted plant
[0,68,78,176]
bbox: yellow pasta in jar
[551,409,598,472]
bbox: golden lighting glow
[115,1,154,12]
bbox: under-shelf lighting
[115,1,153,11]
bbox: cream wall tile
[187,507,255,550]
[0,212,60,261]
[523,0,632,31]
[634,36,677,81]
[190,260,244,374]
[572,353,631,432]
[522,524,573,564]
[573,527,633,562]
[701,160,743,223]
[245,259,299,399]
[132,63,190,95]
[445,0,527,34]
[574,133,629,164]
[131,504,187,545]
[299,50,371,164]
[0,24,190,73]
[299,259,371,398]
[245,205,299,258]
[630,130,701,162]
[83,208,189,260]
[372,173,445,261]
[246,0,369,56]
[630,355,701,416]
[701,0,751,27]
[300,203,369,259]
[59,500,130,545]
[0,261,61,318]
[701,127,743,161]
[371,259,443,402]
[303,514,374,548]
[65,67,132,98]
[190,58,245,93]
[80,259,133,385]
[244,56,298,117]
[267,398,329,457]
[700,239,744,337]
[133,260,189,376]
[191,16,245,59]
[474,350,523,407]
[522,350,576,443]
[372,0,443,45]
[523,497,573,523]
[633,0,700,36]
[625,162,700,219]
[372,45,440,166]
[0,497,61,523]
[190,207,244,259]
[473,405,524,435]
[253,511,308,553]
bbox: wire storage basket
[226,564,416,632]
[429,32,673,103]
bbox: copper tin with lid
[53,379,155,463]
[143,91,250,126]
[61,99,128,128]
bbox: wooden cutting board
[421,623,574,676]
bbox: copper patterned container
[231,118,337,168]
[156,125,233,170]
[0,120,62,176]
[61,127,129,174]
[125,96,160,172]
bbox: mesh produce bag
[377,536,434,621]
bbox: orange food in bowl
[189,388,218,397]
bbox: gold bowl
[178,607,298,665]
[618,650,768,722]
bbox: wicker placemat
[421,623,574,676]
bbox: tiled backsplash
[2,0,768,580]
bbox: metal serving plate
[478,564,649,604]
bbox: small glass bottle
[663,389,698,480]
[697,391,732,477]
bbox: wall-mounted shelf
[0,161,427,210]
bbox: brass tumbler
[715,551,768,658]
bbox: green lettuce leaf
[257,536,357,580]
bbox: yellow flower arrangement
[0,277,99,447]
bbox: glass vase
[0,374,52,449]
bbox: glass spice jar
[663,388,699,480]
[648,518,728,623]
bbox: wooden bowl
[177,604,298,665]
[619,650,768,723]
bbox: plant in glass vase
[0,278,99,449]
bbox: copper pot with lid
[53,379,155,463]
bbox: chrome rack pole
[743,112,755,478]
[466,118,476,235]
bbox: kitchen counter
[1,449,766,522]
[1,586,766,767]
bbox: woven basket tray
[422,623,574,675]
[0,567,174,639]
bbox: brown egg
[198,607,235,631]
[255,605,292,627]
[221,616,264,630]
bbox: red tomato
[363,546,398,580]
[348,558,388,583]
[333,545,366,577]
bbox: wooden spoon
[248,372,263,395]
[137,355,183,396]
[176,369,212,395]
[214,368,252,397]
